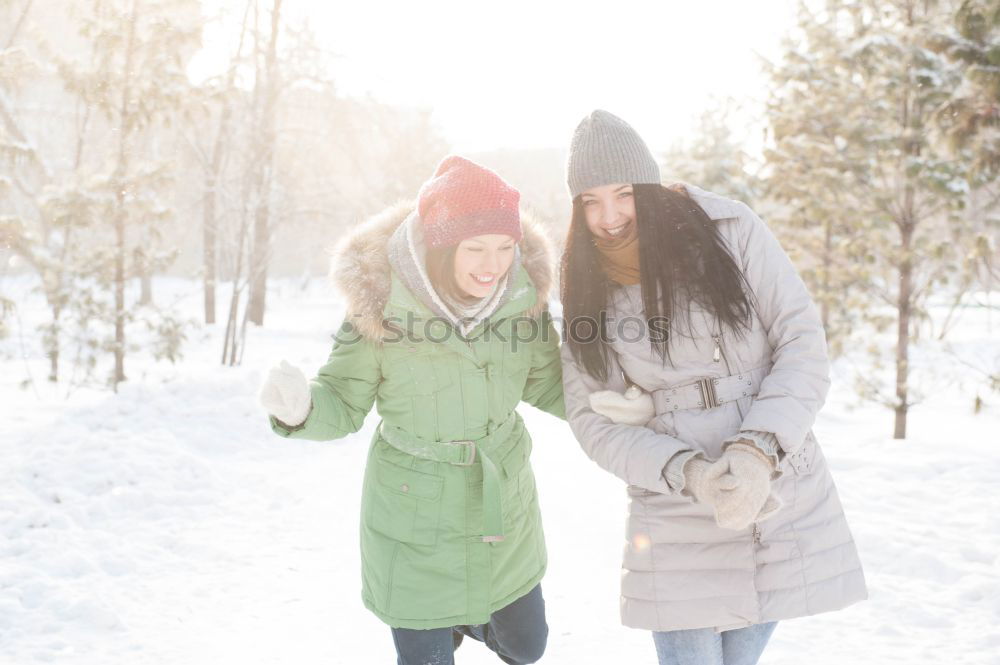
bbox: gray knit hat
[566,110,661,198]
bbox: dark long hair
[560,183,755,381]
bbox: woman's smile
[604,221,631,238]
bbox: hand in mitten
[259,360,312,427]
[588,385,655,426]
[681,455,740,506]
[709,443,777,530]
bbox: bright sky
[192,0,798,153]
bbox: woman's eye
[500,246,514,252]
[619,191,633,199]
[582,199,597,206]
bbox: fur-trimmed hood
[331,202,557,341]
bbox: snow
[2,276,999,665]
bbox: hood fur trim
[331,201,556,341]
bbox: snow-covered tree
[1,3,83,382]
[930,0,1000,289]
[763,1,876,355]
[765,0,972,439]
[661,98,763,206]
[54,0,199,389]
[932,0,1000,178]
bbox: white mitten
[681,455,740,505]
[259,360,312,427]
[755,493,783,523]
[588,385,656,426]
[709,443,778,530]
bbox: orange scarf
[594,224,641,285]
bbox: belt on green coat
[377,415,518,543]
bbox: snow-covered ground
[2,276,998,665]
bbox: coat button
[400,484,410,493]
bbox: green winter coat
[269,203,565,629]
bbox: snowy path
[2,280,998,664]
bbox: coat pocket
[367,458,444,546]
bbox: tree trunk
[47,305,60,382]
[140,264,152,306]
[821,216,832,335]
[894,206,915,440]
[204,172,217,324]
[222,193,252,366]
[111,0,140,391]
[135,244,152,305]
[3,0,33,50]
[113,201,127,388]
[205,0,252,326]
[246,0,282,327]
[247,197,270,325]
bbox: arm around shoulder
[520,310,566,419]
[561,343,691,494]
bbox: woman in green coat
[258,156,564,665]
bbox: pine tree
[765,0,972,439]
[932,0,1000,177]
[660,98,763,206]
[764,1,875,355]
[56,0,199,389]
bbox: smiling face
[579,183,636,240]
[452,233,517,298]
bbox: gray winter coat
[562,184,867,632]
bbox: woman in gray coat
[559,110,867,665]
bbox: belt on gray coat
[377,414,519,543]
[651,366,768,413]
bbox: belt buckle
[450,440,476,466]
[697,378,720,410]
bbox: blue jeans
[390,584,547,665]
[653,622,777,665]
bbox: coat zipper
[713,330,733,375]
[749,522,763,622]
[716,324,763,619]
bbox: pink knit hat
[417,156,522,249]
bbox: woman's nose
[481,251,501,273]
[602,200,618,227]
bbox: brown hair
[425,245,469,302]
[426,242,516,303]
